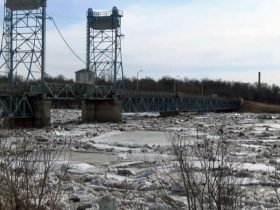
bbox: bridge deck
[0,83,241,117]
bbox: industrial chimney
[258,72,261,100]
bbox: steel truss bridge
[0,1,240,120]
[120,91,240,113]
[0,83,240,117]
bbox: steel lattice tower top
[0,0,46,86]
[86,7,124,98]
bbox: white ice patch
[264,122,280,130]
[239,163,275,172]
[111,161,144,168]
[123,112,160,117]
[106,173,135,182]
[91,143,141,153]
[68,162,96,174]
[241,144,265,149]
[95,130,168,146]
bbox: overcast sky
[1,0,280,84]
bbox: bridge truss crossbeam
[121,95,240,113]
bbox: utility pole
[201,80,204,97]
[137,70,143,91]
[173,75,180,93]
[258,72,261,100]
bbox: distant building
[75,69,95,85]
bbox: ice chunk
[68,163,96,174]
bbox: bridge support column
[2,117,33,128]
[33,100,51,128]
[1,100,51,128]
[82,99,122,123]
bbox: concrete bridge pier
[82,99,122,123]
[2,100,51,128]
[33,100,51,128]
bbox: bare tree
[260,143,280,209]
[158,129,244,210]
[0,132,69,210]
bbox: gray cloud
[0,0,280,84]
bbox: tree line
[124,76,280,104]
[1,74,279,104]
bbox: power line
[48,13,84,21]
[49,16,86,65]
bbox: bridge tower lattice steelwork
[86,7,124,98]
[0,0,46,118]
[0,0,46,85]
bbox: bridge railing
[0,84,31,96]
[116,90,175,98]
[117,90,240,101]
[31,83,114,99]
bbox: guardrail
[92,10,123,17]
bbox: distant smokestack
[258,72,261,100]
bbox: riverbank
[239,100,280,113]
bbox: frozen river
[69,130,169,167]
[95,130,168,146]
[6,109,280,209]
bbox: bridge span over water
[0,83,240,118]
[0,1,240,128]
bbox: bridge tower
[0,0,50,127]
[82,7,124,122]
[0,0,46,85]
[86,7,124,98]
